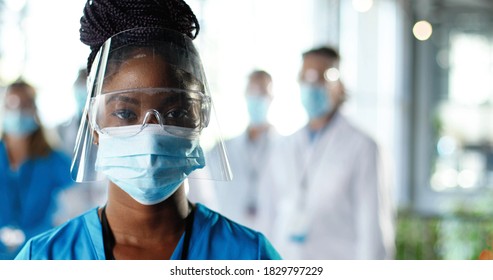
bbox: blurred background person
[56,68,87,155]
[0,0,488,261]
[195,70,280,230]
[258,46,395,259]
[54,68,107,224]
[0,80,73,259]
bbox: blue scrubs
[15,203,282,260]
[0,141,72,259]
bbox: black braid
[80,0,200,73]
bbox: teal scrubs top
[15,203,282,260]
[0,141,72,259]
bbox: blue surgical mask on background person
[246,94,270,125]
[299,83,331,120]
[95,124,205,205]
[2,110,39,136]
[73,86,88,117]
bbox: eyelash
[112,109,137,121]
[165,108,188,119]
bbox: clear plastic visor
[71,27,232,183]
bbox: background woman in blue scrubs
[0,81,72,259]
[15,0,281,260]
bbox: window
[412,1,493,215]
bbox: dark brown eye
[165,108,188,119]
[111,109,138,122]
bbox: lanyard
[298,124,334,186]
[295,118,337,209]
[245,132,270,211]
[101,204,195,260]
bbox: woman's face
[4,87,36,113]
[1,85,39,137]
[299,54,344,107]
[94,51,204,132]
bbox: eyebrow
[105,94,140,105]
[160,93,182,107]
[103,91,197,108]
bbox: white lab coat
[257,112,395,259]
[200,127,281,230]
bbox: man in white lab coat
[258,47,395,259]
[204,70,281,230]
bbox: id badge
[287,209,310,243]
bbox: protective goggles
[71,27,232,183]
[89,88,210,138]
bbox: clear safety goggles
[71,27,232,183]
[89,88,211,138]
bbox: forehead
[102,52,184,92]
[248,74,271,89]
[301,54,335,73]
[3,86,35,109]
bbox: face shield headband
[71,27,232,183]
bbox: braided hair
[80,0,200,73]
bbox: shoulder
[43,149,73,187]
[209,133,244,154]
[0,141,6,159]
[224,133,247,147]
[0,140,7,155]
[334,113,378,150]
[193,204,282,260]
[36,148,72,172]
[15,208,100,260]
[266,127,283,142]
[47,149,72,165]
[277,126,305,147]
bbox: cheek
[328,82,344,103]
[329,91,342,106]
[5,94,21,109]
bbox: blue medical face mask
[246,94,270,125]
[95,124,205,205]
[2,110,39,136]
[73,86,88,116]
[299,83,331,120]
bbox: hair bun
[80,0,200,73]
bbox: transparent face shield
[71,27,232,182]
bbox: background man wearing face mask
[257,47,395,259]
[192,70,280,231]
[54,68,107,225]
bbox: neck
[247,124,270,141]
[103,182,191,255]
[4,135,30,169]
[308,109,337,132]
